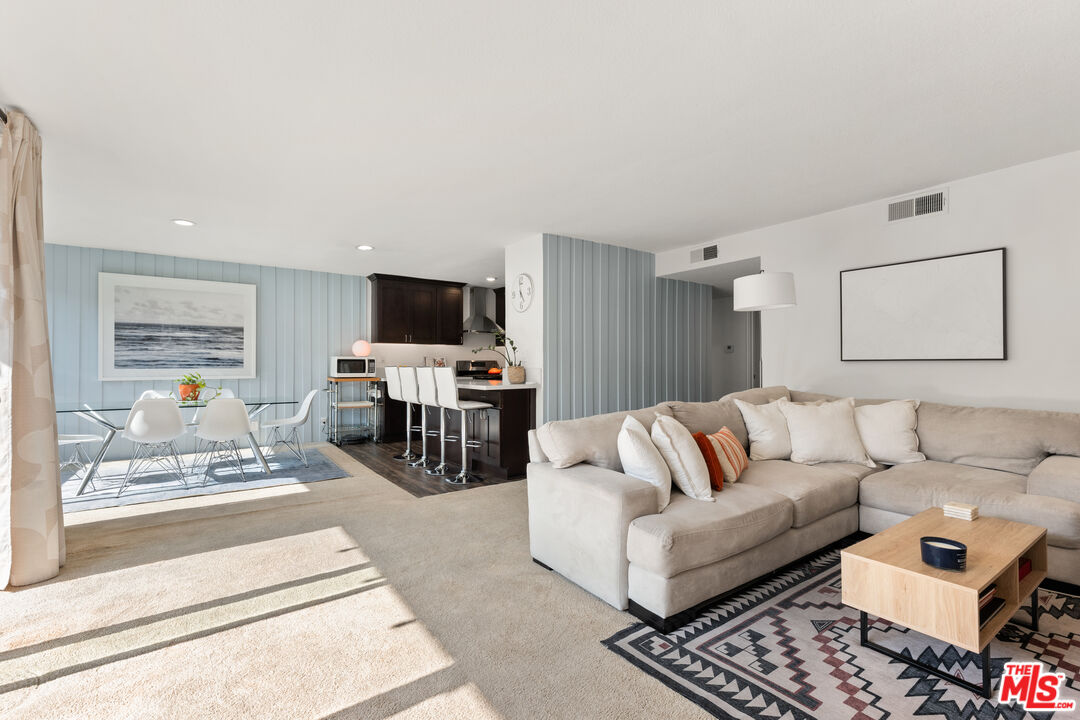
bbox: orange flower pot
[178,384,201,401]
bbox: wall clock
[511,273,534,312]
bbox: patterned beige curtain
[0,110,64,588]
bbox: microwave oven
[330,356,377,378]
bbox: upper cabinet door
[372,278,411,343]
[369,274,465,345]
[435,285,464,345]
[408,283,438,344]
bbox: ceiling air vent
[887,188,948,222]
[690,244,718,263]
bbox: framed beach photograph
[99,272,257,380]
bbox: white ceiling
[3,2,1080,285]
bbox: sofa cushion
[860,460,1080,549]
[1028,455,1080,504]
[854,400,926,465]
[665,385,789,449]
[536,404,673,471]
[738,459,875,528]
[735,399,792,461]
[626,484,793,578]
[916,402,1080,475]
[652,415,714,502]
[617,416,672,511]
[779,397,875,467]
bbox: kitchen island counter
[455,379,540,391]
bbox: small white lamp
[351,339,372,357]
[733,271,796,312]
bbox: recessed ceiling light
[356,245,374,251]
[485,276,497,282]
[171,218,196,227]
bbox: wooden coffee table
[841,508,1047,698]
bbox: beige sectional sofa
[526,386,1080,631]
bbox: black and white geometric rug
[604,547,1080,719]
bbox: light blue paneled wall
[45,244,368,459]
[542,234,713,422]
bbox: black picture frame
[840,248,1006,362]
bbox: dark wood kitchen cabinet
[369,274,464,344]
[435,284,464,345]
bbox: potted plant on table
[176,371,207,402]
[473,327,526,384]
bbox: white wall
[657,150,1080,412]
[504,235,545,422]
[711,294,755,397]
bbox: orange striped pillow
[692,432,725,491]
[706,427,749,487]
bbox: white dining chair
[190,388,235,427]
[118,397,188,496]
[195,398,256,484]
[58,434,104,491]
[138,389,166,400]
[261,389,320,467]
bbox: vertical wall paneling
[44,244,369,460]
[542,235,712,422]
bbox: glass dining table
[56,398,298,496]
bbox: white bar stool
[416,367,452,476]
[383,367,418,462]
[433,367,492,484]
[399,367,431,469]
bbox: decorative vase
[178,384,201,401]
[506,365,526,384]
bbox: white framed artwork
[98,272,257,380]
[840,248,1006,361]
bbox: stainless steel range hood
[464,287,499,333]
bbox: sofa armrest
[527,461,659,609]
[1029,455,1080,504]
[528,429,549,463]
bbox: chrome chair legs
[200,440,248,486]
[117,441,187,496]
[408,406,433,468]
[394,402,420,462]
[447,409,483,485]
[264,424,308,467]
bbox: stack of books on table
[943,502,978,521]
[978,584,1005,628]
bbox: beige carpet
[0,444,709,719]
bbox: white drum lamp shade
[733,272,796,311]
[351,339,372,357]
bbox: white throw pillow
[854,400,925,465]
[734,398,791,461]
[778,397,875,467]
[650,414,714,502]
[617,415,672,511]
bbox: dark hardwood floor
[341,440,522,498]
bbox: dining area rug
[604,547,1080,720]
[60,449,348,512]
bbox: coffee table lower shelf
[856,589,1040,699]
